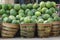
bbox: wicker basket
[51,21,60,36]
[37,23,52,38]
[20,23,36,38]
[1,23,19,38]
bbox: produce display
[0,1,60,38]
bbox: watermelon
[10,9,17,16]
[14,4,20,10]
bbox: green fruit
[33,3,39,9]
[27,3,33,9]
[12,20,19,24]
[0,9,6,15]
[24,17,31,23]
[2,14,8,18]
[43,20,49,24]
[3,17,8,22]
[52,13,58,17]
[19,13,25,17]
[25,9,30,15]
[10,9,17,16]
[9,15,16,20]
[16,15,22,20]
[31,9,36,14]
[41,7,48,13]
[21,4,27,10]
[6,10,10,15]
[0,4,2,9]
[54,16,60,21]
[37,7,41,12]
[45,9,52,15]
[2,4,8,10]
[51,1,56,7]
[49,7,56,13]
[18,9,24,13]
[35,11,41,16]
[47,18,54,23]
[27,10,34,16]
[46,1,52,8]
[14,4,20,10]
[39,1,45,8]
[8,4,13,10]
[42,14,50,20]
[37,19,44,23]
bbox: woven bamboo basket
[20,23,36,38]
[37,23,52,38]
[1,23,19,38]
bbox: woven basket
[1,23,19,38]
[51,21,60,36]
[37,23,52,38]
[20,23,35,38]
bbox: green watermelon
[18,9,24,13]
[33,3,39,9]
[39,1,45,8]
[10,9,17,16]
[14,4,20,10]
[27,3,33,9]
[45,9,52,15]
[21,4,27,10]
[35,11,41,16]
[51,1,56,7]
[9,15,16,20]
[0,9,6,15]
[49,7,56,13]
[41,7,48,14]
[8,4,13,10]
[46,1,52,8]
[2,4,8,10]
[42,14,50,20]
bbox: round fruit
[25,9,30,15]
[14,4,20,10]
[12,20,19,24]
[18,9,24,13]
[41,7,48,14]
[46,1,52,8]
[0,9,6,15]
[6,10,10,15]
[35,11,41,16]
[9,15,16,20]
[33,3,39,9]
[37,18,44,23]
[27,3,33,9]
[16,15,22,20]
[2,4,8,10]
[21,4,27,10]
[3,17,8,22]
[42,14,50,20]
[39,1,45,8]
[49,7,56,13]
[45,9,52,15]
[54,16,60,21]
[10,9,17,16]
[52,13,58,17]
[24,17,31,23]
[27,10,34,16]
[2,14,8,18]
[51,1,56,7]
[8,4,13,10]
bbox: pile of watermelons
[0,1,60,24]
